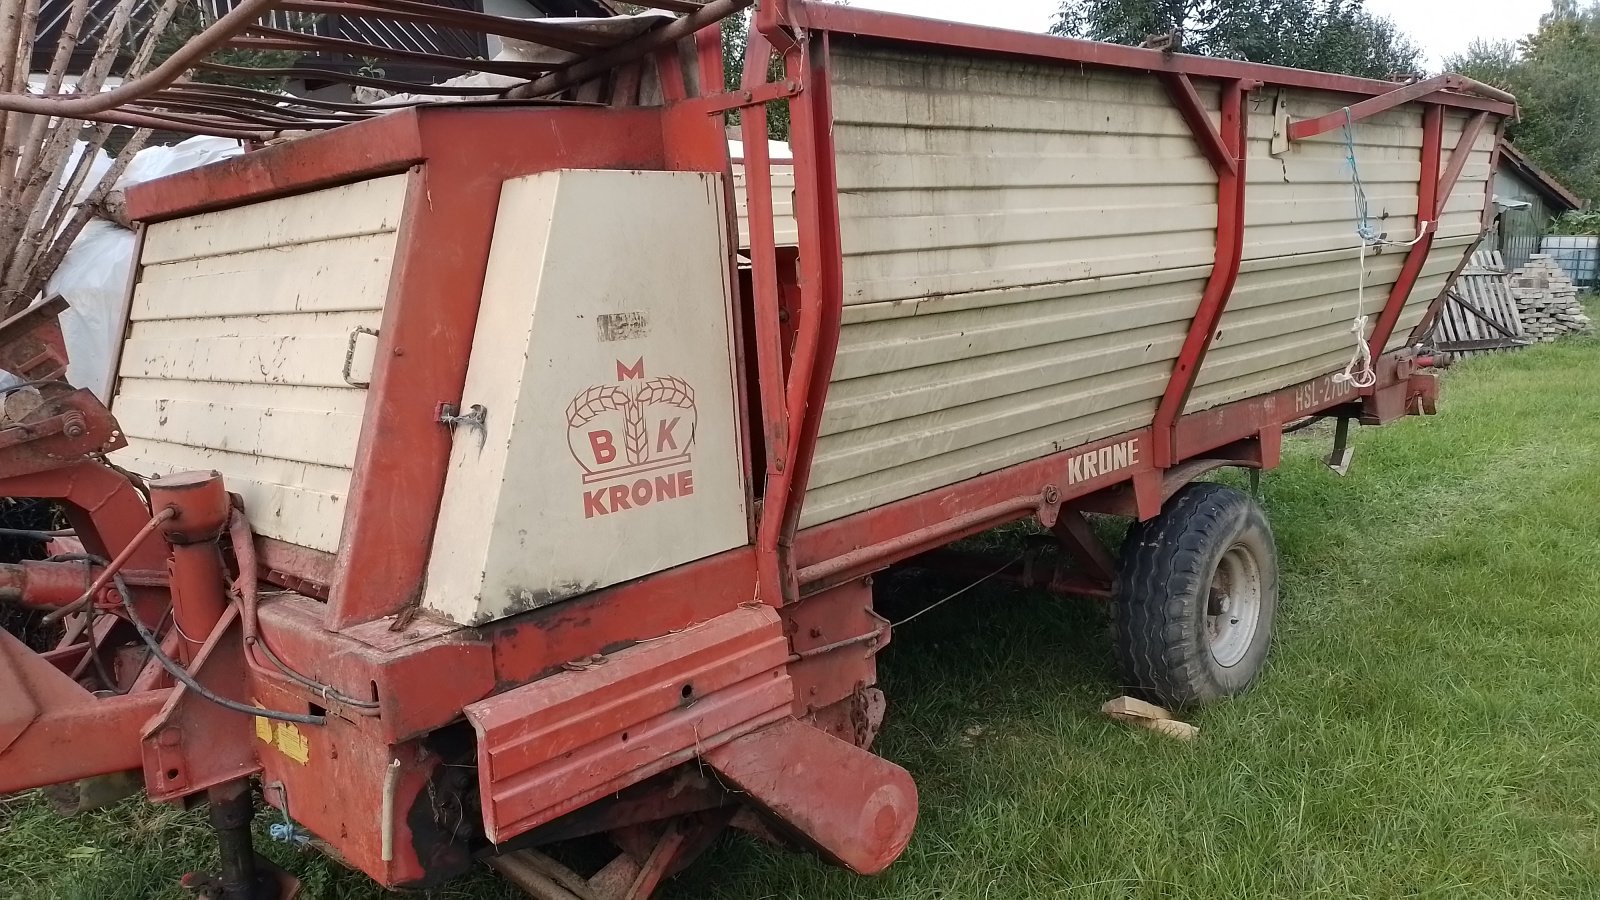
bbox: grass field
[4,330,1600,899]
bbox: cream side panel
[1187,102,1494,411]
[140,174,410,265]
[423,170,746,625]
[111,173,410,553]
[802,42,1213,528]
[733,164,798,248]
[120,438,352,552]
[131,234,396,320]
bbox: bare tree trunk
[0,0,184,316]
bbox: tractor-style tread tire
[1111,482,1278,709]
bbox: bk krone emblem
[565,361,697,485]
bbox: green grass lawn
[5,331,1600,899]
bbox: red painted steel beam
[1160,73,1236,176]
[795,429,1159,582]
[1287,75,1512,141]
[1366,104,1444,360]
[788,2,1514,115]
[125,109,426,221]
[1151,80,1251,468]
[1287,75,1454,141]
[0,627,171,793]
[1436,111,1491,208]
[739,25,795,609]
[1409,121,1507,345]
[756,32,845,605]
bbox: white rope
[893,556,1021,628]
[1335,108,1434,391]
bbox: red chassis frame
[0,6,1510,896]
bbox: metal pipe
[0,0,278,116]
[798,494,1047,588]
[41,507,173,624]
[150,473,232,662]
[380,759,402,862]
[506,0,753,99]
[206,781,261,900]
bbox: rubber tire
[1111,482,1279,709]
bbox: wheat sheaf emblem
[566,376,696,466]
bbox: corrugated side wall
[110,174,410,553]
[1186,97,1493,411]
[803,41,1217,527]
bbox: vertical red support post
[1151,79,1251,468]
[1367,103,1443,359]
[148,472,232,662]
[765,32,844,603]
[740,23,793,607]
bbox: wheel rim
[1206,543,1262,668]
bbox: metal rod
[42,507,175,624]
[798,494,1046,588]
[506,0,753,99]
[207,782,261,900]
[0,0,279,116]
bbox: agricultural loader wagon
[0,1,1513,897]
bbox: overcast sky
[845,0,1551,69]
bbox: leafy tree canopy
[1444,0,1600,202]
[1053,0,1422,79]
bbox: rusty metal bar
[1367,104,1444,359]
[1437,111,1491,207]
[1159,72,1236,176]
[1288,75,1513,142]
[1150,79,1252,467]
[739,25,793,609]
[275,0,610,53]
[235,25,554,77]
[193,62,511,97]
[507,0,753,99]
[0,0,278,115]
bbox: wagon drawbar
[0,1,1512,897]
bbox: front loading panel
[422,169,748,625]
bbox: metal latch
[343,327,380,387]
[436,402,487,433]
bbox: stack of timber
[1510,255,1593,341]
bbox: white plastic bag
[45,220,136,397]
[44,136,244,398]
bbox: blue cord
[1343,108,1382,244]
[269,822,311,846]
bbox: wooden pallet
[1429,250,1529,358]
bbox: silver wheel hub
[1206,544,1262,668]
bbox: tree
[1442,38,1521,89]
[1442,2,1600,202]
[717,9,790,139]
[1053,0,1422,79]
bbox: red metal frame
[788,3,1513,115]
[1366,105,1444,359]
[0,7,1515,897]
[1151,78,1251,467]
